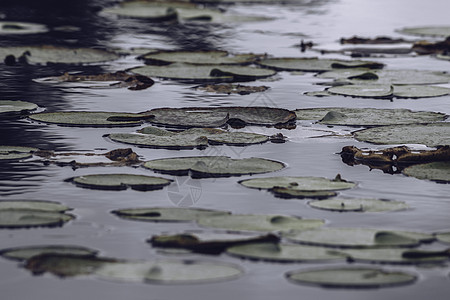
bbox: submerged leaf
[308,198,409,212]
[144,156,285,178]
[69,174,172,191]
[286,266,417,288]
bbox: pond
[0,0,449,299]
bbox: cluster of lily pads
[1,2,450,290]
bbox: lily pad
[68,174,172,191]
[29,111,154,127]
[226,242,347,263]
[0,100,38,118]
[129,63,276,82]
[0,245,98,261]
[398,26,450,37]
[284,227,434,248]
[111,207,230,223]
[0,146,38,161]
[327,84,450,99]
[0,46,119,65]
[239,175,356,192]
[257,57,383,72]
[295,107,447,126]
[308,198,409,212]
[0,21,48,35]
[145,106,296,128]
[317,69,450,85]
[354,123,450,147]
[0,211,74,229]
[270,188,337,199]
[143,156,285,178]
[436,232,450,244]
[108,127,269,149]
[24,253,243,284]
[0,200,70,212]
[140,50,261,65]
[149,231,279,254]
[197,214,324,233]
[402,162,450,183]
[342,248,449,265]
[286,266,417,288]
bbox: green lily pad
[24,253,243,284]
[317,69,450,85]
[283,227,434,248]
[270,188,337,199]
[29,111,154,127]
[436,232,450,244]
[327,84,450,99]
[0,21,48,35]
[0,200,70,212]
[342,248,449,265]
[239,175,356,192]
[145,106,296,128]
[0,46,119,65]
[143,156,285,178]
[197,214,324,233]
[0,100,38,118]
[402,162,450,183]
[111,207,230,223]
[140,50,261,65]
[0,146,38,161]
[0,210,74,229]
[398,26,450,37]
[308,198,409,212]
[256,57,383,72]
[286,266,417,288]
[149,231,279,254]
[354,123,450,147]
[226,242,347,263]
[0,245,98,261]
[108,127,269,149]
[130,63,276,82]
[294,107,447,126]
[69,174,172,191]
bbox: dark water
[1,0,450,299]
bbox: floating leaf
[226,242,347,263]
[284,227,434,248]
[0,145,37,161]
[144,156,285,178]
[0,211,74,229]
[108,127,269,149]
[286,266,417,288]
[257,57,383,72]
[327,84,394,98]
[0,200,69,212]
[130,63,276,82]
[239,175,356,192]
[195,83,269,95]
[140,50,261,65]
[295,107,446,126]
[317,69,450,85]
[68,174,172,191]
[149,231,279,254]
[270,188,337,199]
[398,26,450,37]
[0,100,38,118]
[0,21,48,35]
[111,207,230,223]
[354,123,450,147]
[308,198,409,212]
[24,253,243,284]
[342,248,449,265]
[402,162,450,183]
[29,111,153,127]
[0,245,98,261]
[145,106,296,128]
[0,46,119,65]
[436,232,450,244]
[197,214,324,233]
[35,71,154,91]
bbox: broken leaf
[111,207,230,223]
[0,146,38,161]
[308,198,409,212]
[286,266,417,288]
[144,156,285,178]
[402,162,450,183]
[68,174,172,191]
